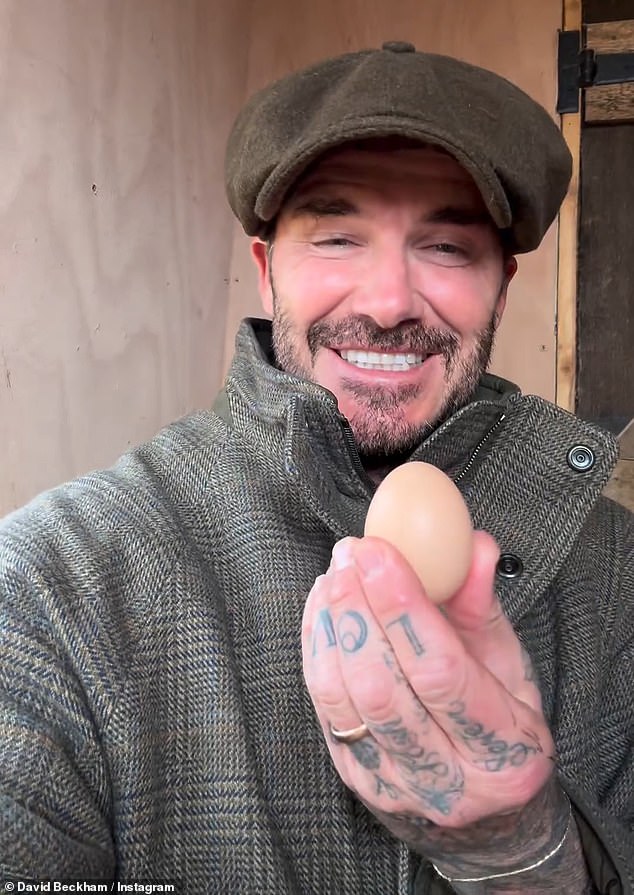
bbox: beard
[269,288,497,461]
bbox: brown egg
[364,461,473,604]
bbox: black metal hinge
[557,29,634,114]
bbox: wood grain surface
[585,19,634,122]
[582,0,633,511]
[557,0,583,411]
[0,0,250,514]
[587,17,634,50]
[225,0,566,411]
[576,124,634,432]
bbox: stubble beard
[269,286,497,461]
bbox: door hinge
[557,28,634,114]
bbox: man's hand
[301,531,566,876]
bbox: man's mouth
[337,348,428,372]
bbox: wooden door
[576,0,634,508]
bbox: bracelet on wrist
[431,793,572,888]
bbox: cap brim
[254,117,512,232]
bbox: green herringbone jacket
[1,319,633,893]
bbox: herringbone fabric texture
[0,318,632,893]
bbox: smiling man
[251,141,517,471]
[1,42,633,895]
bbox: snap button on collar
[567,444,596,472]
[381,41,416,53]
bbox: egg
[364,461,473,604]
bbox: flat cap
[225,43,572,254]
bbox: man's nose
[350,246,420,330]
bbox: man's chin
[347,417,433,459]
[346,384,480,457]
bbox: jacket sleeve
[561,777,632,895]
[0,510,116,879]
[562,498,634,894]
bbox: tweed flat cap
[225,42,572,254]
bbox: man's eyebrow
[288,197,358,219]
[425,205,492,227]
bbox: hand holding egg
[302,459,554,846]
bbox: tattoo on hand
[375,775,401,799]
[372,718,464,815]
[337,611,368,653]
[383,649,406,683]
[407,772,465,816]
[349,737,381,770]
[386,613,425,656]
[312,609,336,656]
[447,701,540,771]
[312,609,370,656]
[372,719,449,781]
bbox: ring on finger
[329,721,371,744]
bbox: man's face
[251,144,516,460]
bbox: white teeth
[339,349,425,370]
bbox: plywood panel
[224,0,564,407]
[0,0,251,514]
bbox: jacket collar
[220,319,619,624]
[223,317,518,484]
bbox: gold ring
[329,722,370,744]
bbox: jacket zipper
[454,412,506,483]
[339,415,376,491]
[338,409,507,491]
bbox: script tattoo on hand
[368,717,464,817]
[447,701,541,771]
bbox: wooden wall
[225,0,565,405]
[2,0,566,515]
[0,0,250,514]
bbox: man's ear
[494,256,518,328]
[251,239,274,316]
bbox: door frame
[556,0,582,412]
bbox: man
[0,42,632,894]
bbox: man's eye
[425,242,472,264]
[314,237,355,247]
[415,241,471,266]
